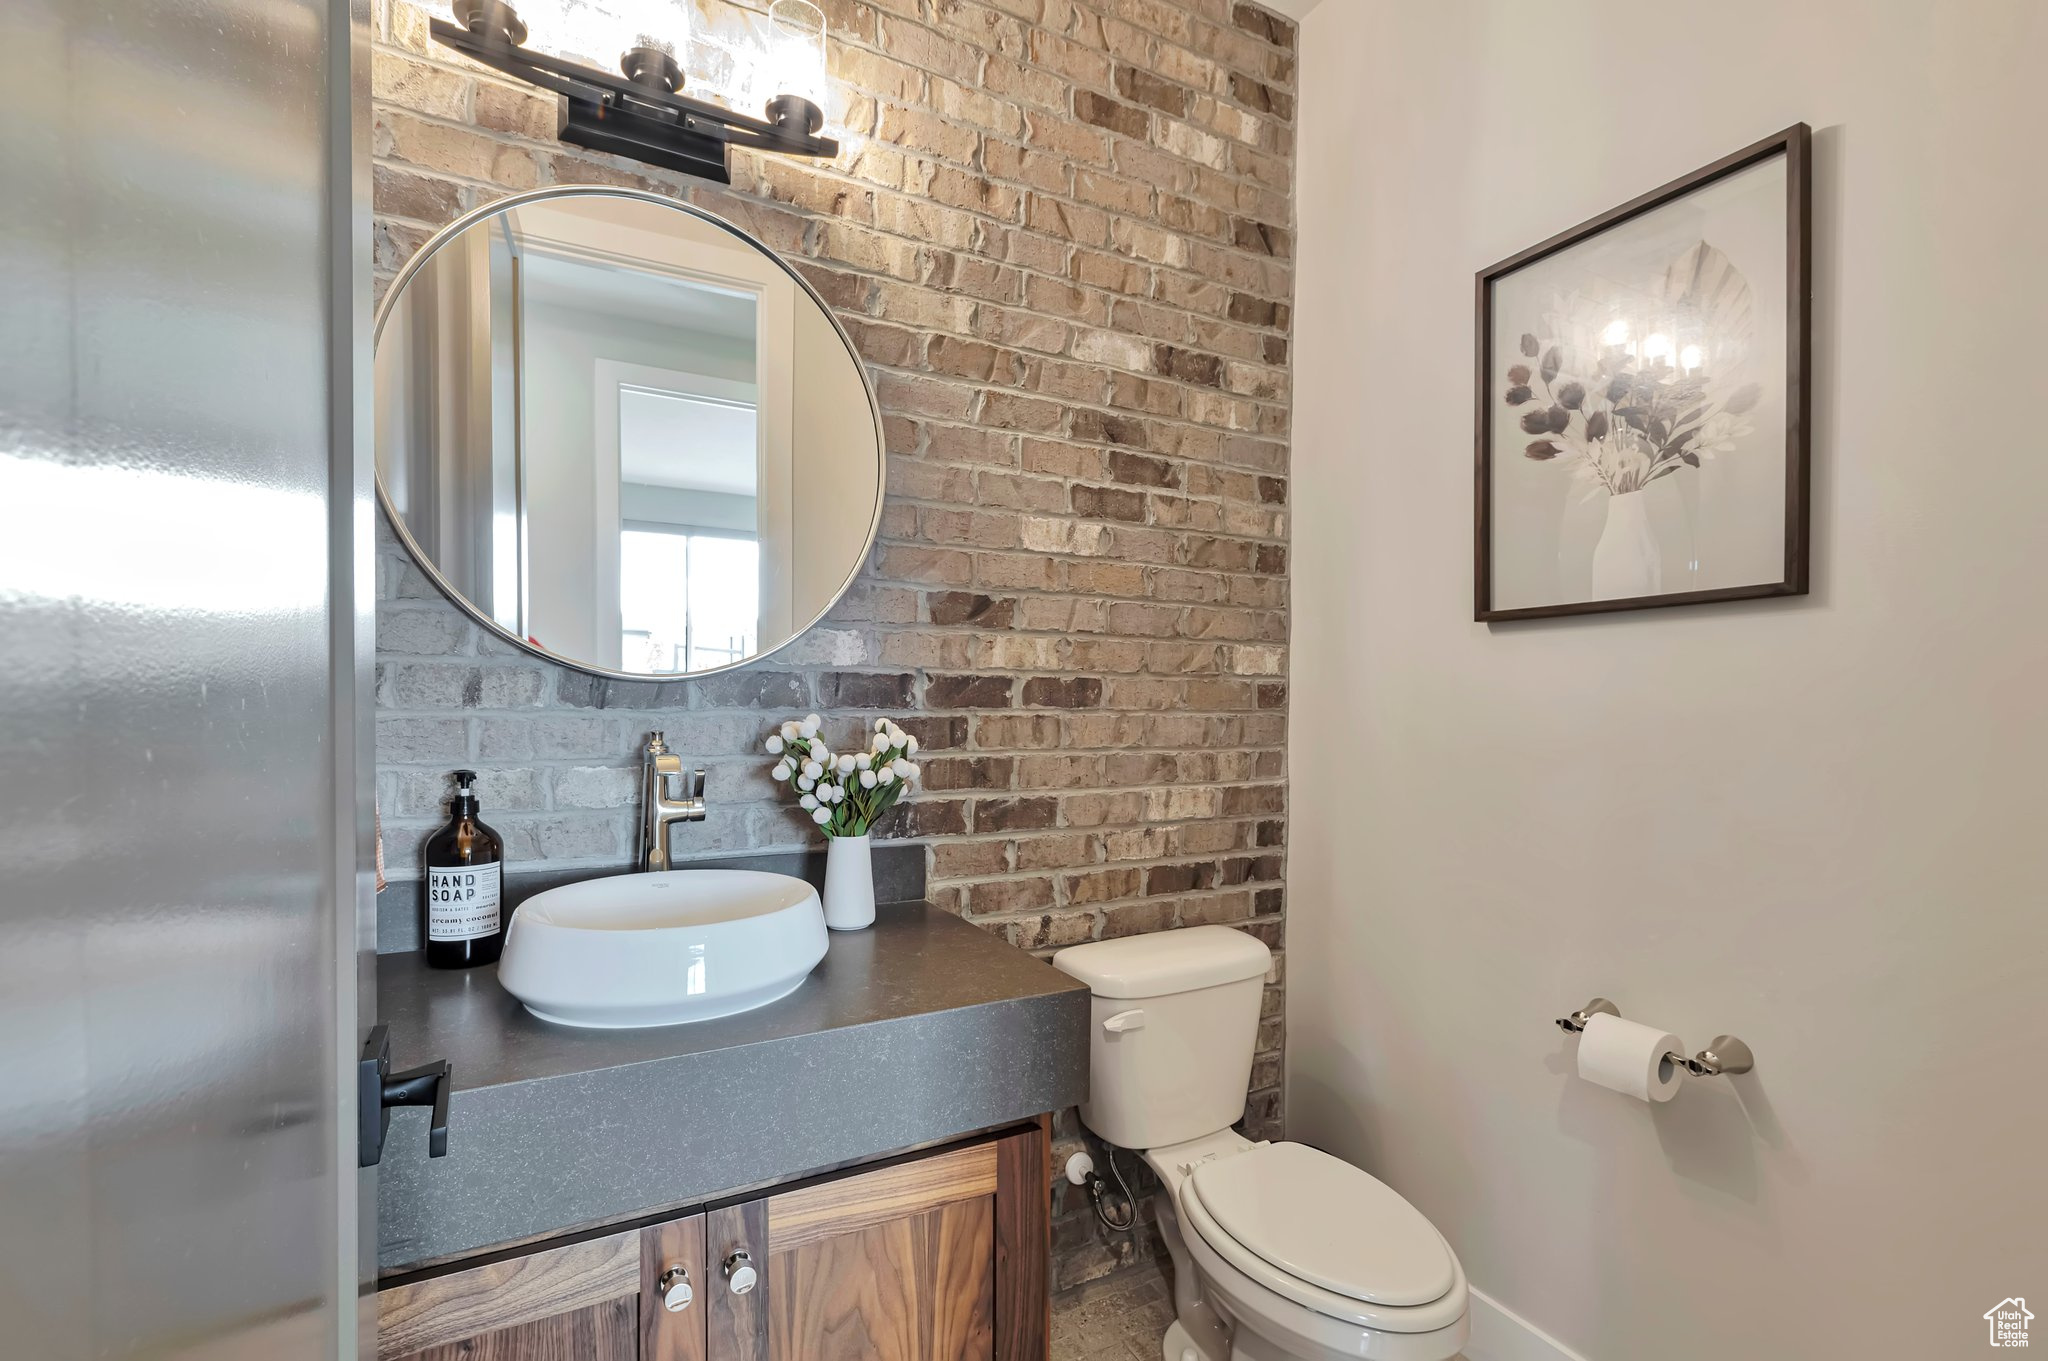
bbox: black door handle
[358,1024,452,1167]
[384,1059,452,1159]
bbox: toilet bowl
[1052,929,1469,1361]
[1146,1131,1468,1361]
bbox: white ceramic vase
[1590,490,1661,600]
[822,833,876,931]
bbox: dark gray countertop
[377,901,1089,1273]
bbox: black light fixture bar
[430,6,837,185]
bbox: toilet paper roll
[1576,1013,1685,1102]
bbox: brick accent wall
[370,0,1292,1290]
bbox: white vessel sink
[496,870,829,1029]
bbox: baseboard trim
[1464,1287,1589,1361]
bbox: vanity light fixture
[431,0,838,184]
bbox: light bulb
[1678,343,1703,372]
[1599,318,1630,346]
[503,0,688,76]
[761,0,828,133]
[612,0,689,90]
[1642,332,1674,363]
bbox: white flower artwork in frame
[1476,124,1811,621]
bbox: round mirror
[375,187,884,679]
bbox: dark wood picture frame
[1475,123,1811,622]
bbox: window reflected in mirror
[620,529,759,673]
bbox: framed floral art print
[1475,124,1811,621]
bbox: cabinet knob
[721,1249,757,1295]
[657,1264,693,1313]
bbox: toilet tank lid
[1052,926,1271,998]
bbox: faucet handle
[689,767,706,800]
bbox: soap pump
[422,769,506,969]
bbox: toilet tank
[1052,927,1272,1150]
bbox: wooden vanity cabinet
[378,1120,1049,1361]
[377,1227,654,1361]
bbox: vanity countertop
[376,900,1089,1274]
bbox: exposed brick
[1154,344,1226,387]
[1100,900,1176,937]
[984,137,1072,194]
[1071,483,1148,522]
[377,715,469,763]
[919,755,1017,791]
[972,796,1060,832]
[926,335,1006,381]
[1231,2,1297,50]
[1146,861,1219,894]
[370,0,1292,1294]
[1114,65,1191,118]
[887,797,971,837]
[1232,216,1289,258]
[1228,72,1294,121]
[472,80,556,140]
[927,674,1017,709]
[815,672,918,709]
[927,591,1017,628]
[899,714,971,750]
[1218,853,1283,886]
[1071,410,1150,447]
[1017,832,1103,870]
[1226,291,1289,328]
[965,877,1056,916]
[976,469,1072,512]
[372,164,463,225]
[934,839,1012,878]
[1073,90,1150,141]
[691,670,811,709]
[973,713,1064,748]
[1014,911,1097,950]
[1108,450,1180,487]
[1065,867,1143,905]
[1021,676,1104,708]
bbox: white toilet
[1053,928,1469,1361]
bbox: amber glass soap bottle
[423,769,505,969]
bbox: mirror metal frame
[373,185,888,682]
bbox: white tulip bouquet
[765,713,922,838]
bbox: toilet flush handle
[1102,1009,1146,1034]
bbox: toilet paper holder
[1555,998,1755,1077]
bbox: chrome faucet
[639,732,706,872]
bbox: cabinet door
[705,1122,1048,1361]
[378,1212,711,1361]
[377,1230,642,1361]
[643,1211,711,1361]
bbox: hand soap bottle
[423,769,506,969]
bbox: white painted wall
[1286,4,2048,1358]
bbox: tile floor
[1050,1259,1178,1361]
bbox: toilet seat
[1190,1142,1454,1306]
[1178,1143,1465,1334]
